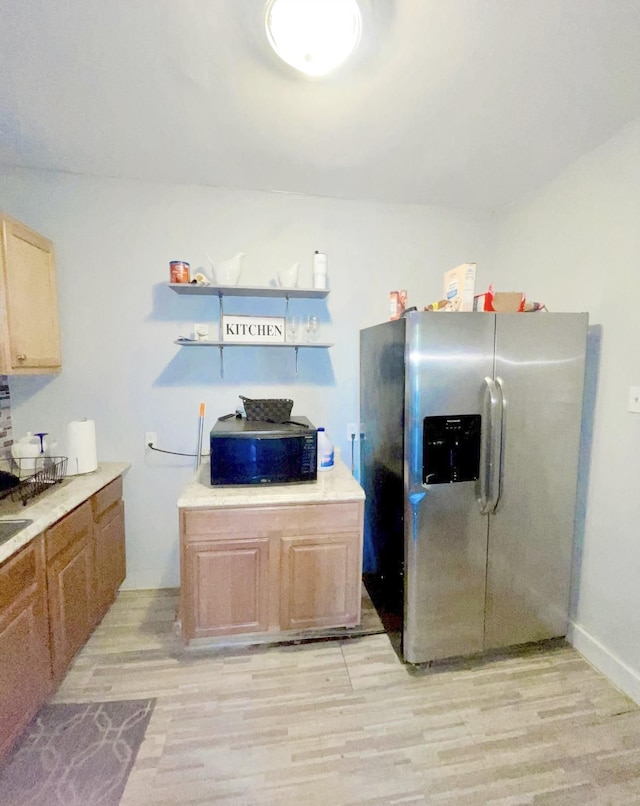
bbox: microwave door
[210,428,317,485]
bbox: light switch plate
[628,386,640,413]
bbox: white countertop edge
[177,457,365,509]
[0,462,131,565]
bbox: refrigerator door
[484,312,588,649]
[360,319,406,605]
[403,312,496,663]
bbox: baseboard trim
[568,621,640,706]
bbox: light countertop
[178,457,365,509]
[0,462,130,565]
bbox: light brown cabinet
[180,501,363,642]
[0,471,127,761]
[279,531,361,631]
[45,480,127,683]
[46,501,95,683]
[184,537,271,638]
[0,535,53,758]
[92,477,126,622]
[0,212,61,374]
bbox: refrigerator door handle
[493,376,506,512]
[479,376,502,514]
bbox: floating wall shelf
[169,283,329,299]
[169,283,331,377]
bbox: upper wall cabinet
[0,213,61,374]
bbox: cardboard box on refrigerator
[492,291,525,312]
[473,287,526,312]
[443,263,476,311]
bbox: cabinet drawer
[183,502,361,541]
[0,536,43,610]
[91,476,123,519]
[45,501,93,562]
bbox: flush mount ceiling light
[265,0,362,77]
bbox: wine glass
[286,316,299,343]
[304,315,320,343]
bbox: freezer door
[404,312,495,664]
[485,312,588,649]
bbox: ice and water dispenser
[422,415,481,484]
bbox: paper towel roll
[66,419,98,475]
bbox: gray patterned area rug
[0,699,155,806]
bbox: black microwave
[210,416,318,486]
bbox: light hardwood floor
[53,589,640,805]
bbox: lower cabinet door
[0,538,52,759]
[47,535,95,682]
[184,538,270,639]
[94,499,126,621]
[280,532,361,630]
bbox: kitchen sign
[221,314,285,344]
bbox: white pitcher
[277,262,300,288]
[207,252,245,285]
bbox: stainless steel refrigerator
[360,312,588,664]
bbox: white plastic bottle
[317,427,334,471]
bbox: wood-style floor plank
[51,589,640,805]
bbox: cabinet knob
[17,354,26,362]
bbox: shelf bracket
[285,294,290,318]
[219,345,224,378]
[294,345,299,376]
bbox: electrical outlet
[628,387,640,413]
[347,422,359,441]
[145,431,157,449]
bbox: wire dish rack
[0,456,68,506]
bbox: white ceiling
[2,0,640,210]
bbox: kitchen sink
[0,519,33,544]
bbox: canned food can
[170,261,190,283]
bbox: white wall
[0,165,494,588]
[491,119,640,702]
